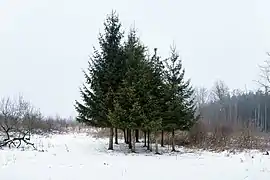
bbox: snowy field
[1,132,270,180]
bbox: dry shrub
[91,128,111,138]
[231,127,260,150]
[161,131,189,147]
[235,129,255,149]
[173,120,270,151]
[208,123,234,150]
[188,121,208,146]
[91,128,125,139]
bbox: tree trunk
[265,102,267,132]
[258,104,261,129]
[161,130,164,147]
[123,129,127,144]
[172,129,175,152]
[131,130,136,153]
[128,129,132,149]
[155,132,160,154]
[135,129,139,142]
[115,128,118,144]
[147,130,150,150]
[265,87,268,132]
[126,129,130,144]
[143,131,147,147]
[108,127,114,150]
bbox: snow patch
[1,133,270,180]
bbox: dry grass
[90,122,270,152]
[90,128,125,139]
[174,121,270,152]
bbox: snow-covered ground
[1,132,270,180]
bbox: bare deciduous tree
[256,53,270,90]
[211,80,229,102]
[255,54,270,132]
[0,96,36,149]
[210,80,230,123]
[194,86,209,111]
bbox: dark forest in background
[197,77,270,132]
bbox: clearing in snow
[1,133,270,180]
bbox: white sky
[0,0,270,117]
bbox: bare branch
[211,80,229,102]
[194,86,209,109]
[256,53,270,92]
[0,96,36,150]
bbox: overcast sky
[0,0,269,117]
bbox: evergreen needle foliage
[75,11,198,152]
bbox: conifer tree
[108,28,147,152]
[142,48,166,153]
[164,46,197,151]
[75,11,198,153]
[75,11,125,150]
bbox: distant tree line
[75,11,198,153]
[196,79,270,132]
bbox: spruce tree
[108,28,147,152]
[75,11,125,150]
[164,46,197,151]
[142,48,166,153]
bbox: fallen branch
[0,129,36,150]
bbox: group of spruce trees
[75,11,198,153]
